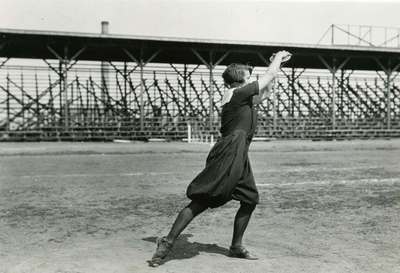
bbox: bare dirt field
[0,139,399,273]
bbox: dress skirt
[186,129,259,208]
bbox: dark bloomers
[186,81,260,208]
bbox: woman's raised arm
[257,50,291,91]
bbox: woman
[149,50,292,267]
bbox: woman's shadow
[143,234,229,266]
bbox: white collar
[221,88,235,106]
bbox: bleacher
[2,115,400,142]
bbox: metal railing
[317,24,400,48]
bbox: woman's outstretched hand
[269,51,292,63]
[257,50,292,91]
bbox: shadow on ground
[143,234,229,265]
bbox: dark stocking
[231,202,256,247]
[165,201,208,243]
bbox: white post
[187,123,192,143]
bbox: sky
[1,0,400,45]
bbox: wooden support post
[331,59,337,129]
[20,72,25,127]
[340,70,344,119]
[76,76,83,125]
[273,84,277,132]
[139,60,145,131]
[35,73,40,128]
[53,45,72,131]
[48,75,54,126]
[291,68,295,117]
[319,56,350,129]
[101,21,109,112]
[183,64,187,117]
[6,74,10,131]
[374,57,400,130]
[123,62,127,106]
[86,80,90,125]
[191,49,229,131]
[58,61,63,127]
[46,45,84,130]
[123,48,161,132]
[101,61,109,115]
[209,65,214,130]
[63,55,69,131]
[71,78,75,127]
[386,71,392,129]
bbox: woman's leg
[165,201,208,243]
[150,201,208,266]
[231,202,256,247]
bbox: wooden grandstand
[1,23,400,141]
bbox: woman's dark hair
[222,63,253,87]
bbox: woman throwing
[149,50,292,266]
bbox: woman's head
[222,63,253,88]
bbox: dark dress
[186,81,260,208]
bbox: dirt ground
[0,139,399,273]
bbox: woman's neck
[229,82,244,89]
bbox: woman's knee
[239,202,256,212]
[186,201,208,216]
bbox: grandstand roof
[1,28,400,71]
